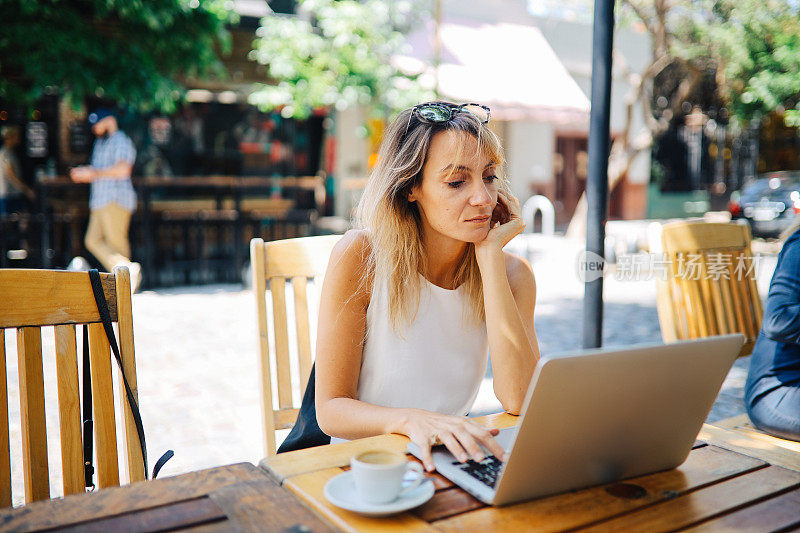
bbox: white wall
[505,121,555,201]
[333,106,369,218]
[531,15,652,185]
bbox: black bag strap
[84,269,174,483]
[81,325,94,489]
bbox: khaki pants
[84,203,133,272]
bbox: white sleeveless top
[356,275,489,415]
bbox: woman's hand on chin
[398,409,506,472]
[474,188,525,259]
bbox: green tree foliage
[248,0,435,120]
[675,0,800,128]
[0,0,235,112]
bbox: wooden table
[3,418,797,532]
[0,463,332,532]
[260,413,800,532]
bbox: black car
[729,172,800,238]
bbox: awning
[396,19,590,126]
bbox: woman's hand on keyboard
[398,409,507,472]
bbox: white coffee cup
[350,450,426,505]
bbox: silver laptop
[408,334,744,506]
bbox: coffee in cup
[350,450,425,504]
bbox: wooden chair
[0,268,145,506]
[654,221,763,357]
[251,235,341,456]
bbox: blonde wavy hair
[355,102,509,333]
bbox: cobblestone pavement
[2,233,777,504]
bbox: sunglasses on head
[411,102,491,124]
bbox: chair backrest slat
[87,323,120,489]
[251,240,277,456]
[718,266,737,333]
[707,273,727,334]
[251,235,340,456]
[269,277,293,410]
[697,255,718,336]
[16,327,50,503]
[662,223,749,252]
[53,325,84,496]
[656,221,762,357]
[0,270,117,328]
[0,330,11,508]
[735,250,757,340]
[264,237,340,278]
[114,269,145,484]
[747,255,764,320]
[292,276,313,390]
[727,254,748,336]
[663,255,685,339]
[681,257,706,338]
[275,408,301,430]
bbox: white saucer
[323,471,435,517]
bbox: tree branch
[621,0,655,37]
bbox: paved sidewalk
[1,234,777,505]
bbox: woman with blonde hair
[279,102,540,471]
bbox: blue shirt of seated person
[745,227,800,442]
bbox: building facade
[334,0,652,225]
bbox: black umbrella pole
[583,0,615,349]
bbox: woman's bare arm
[479,251,538,414]
[474,189,539,414]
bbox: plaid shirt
[89,130,137,211]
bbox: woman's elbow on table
[495,385,527,416]
[315,398,336,436]
[500,398,523,416]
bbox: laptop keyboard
[454,455,503,488]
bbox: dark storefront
[2,98,331,287]
[648,108,799,218]
[1,13,334,287]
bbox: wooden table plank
[699,423,800,471]
[433,445,766,533]
[710,415,800,456]
[209,478,334,532]
[284,467,437,533]
[0,463,263,531]
[411,487,484,523]
[712,414,750,429]
[723,426,800,454]
[682,486,800,532]
[575,465,800,532]
[261,413,518,484]
[53,497,227,533]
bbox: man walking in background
[70,108,142,291]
